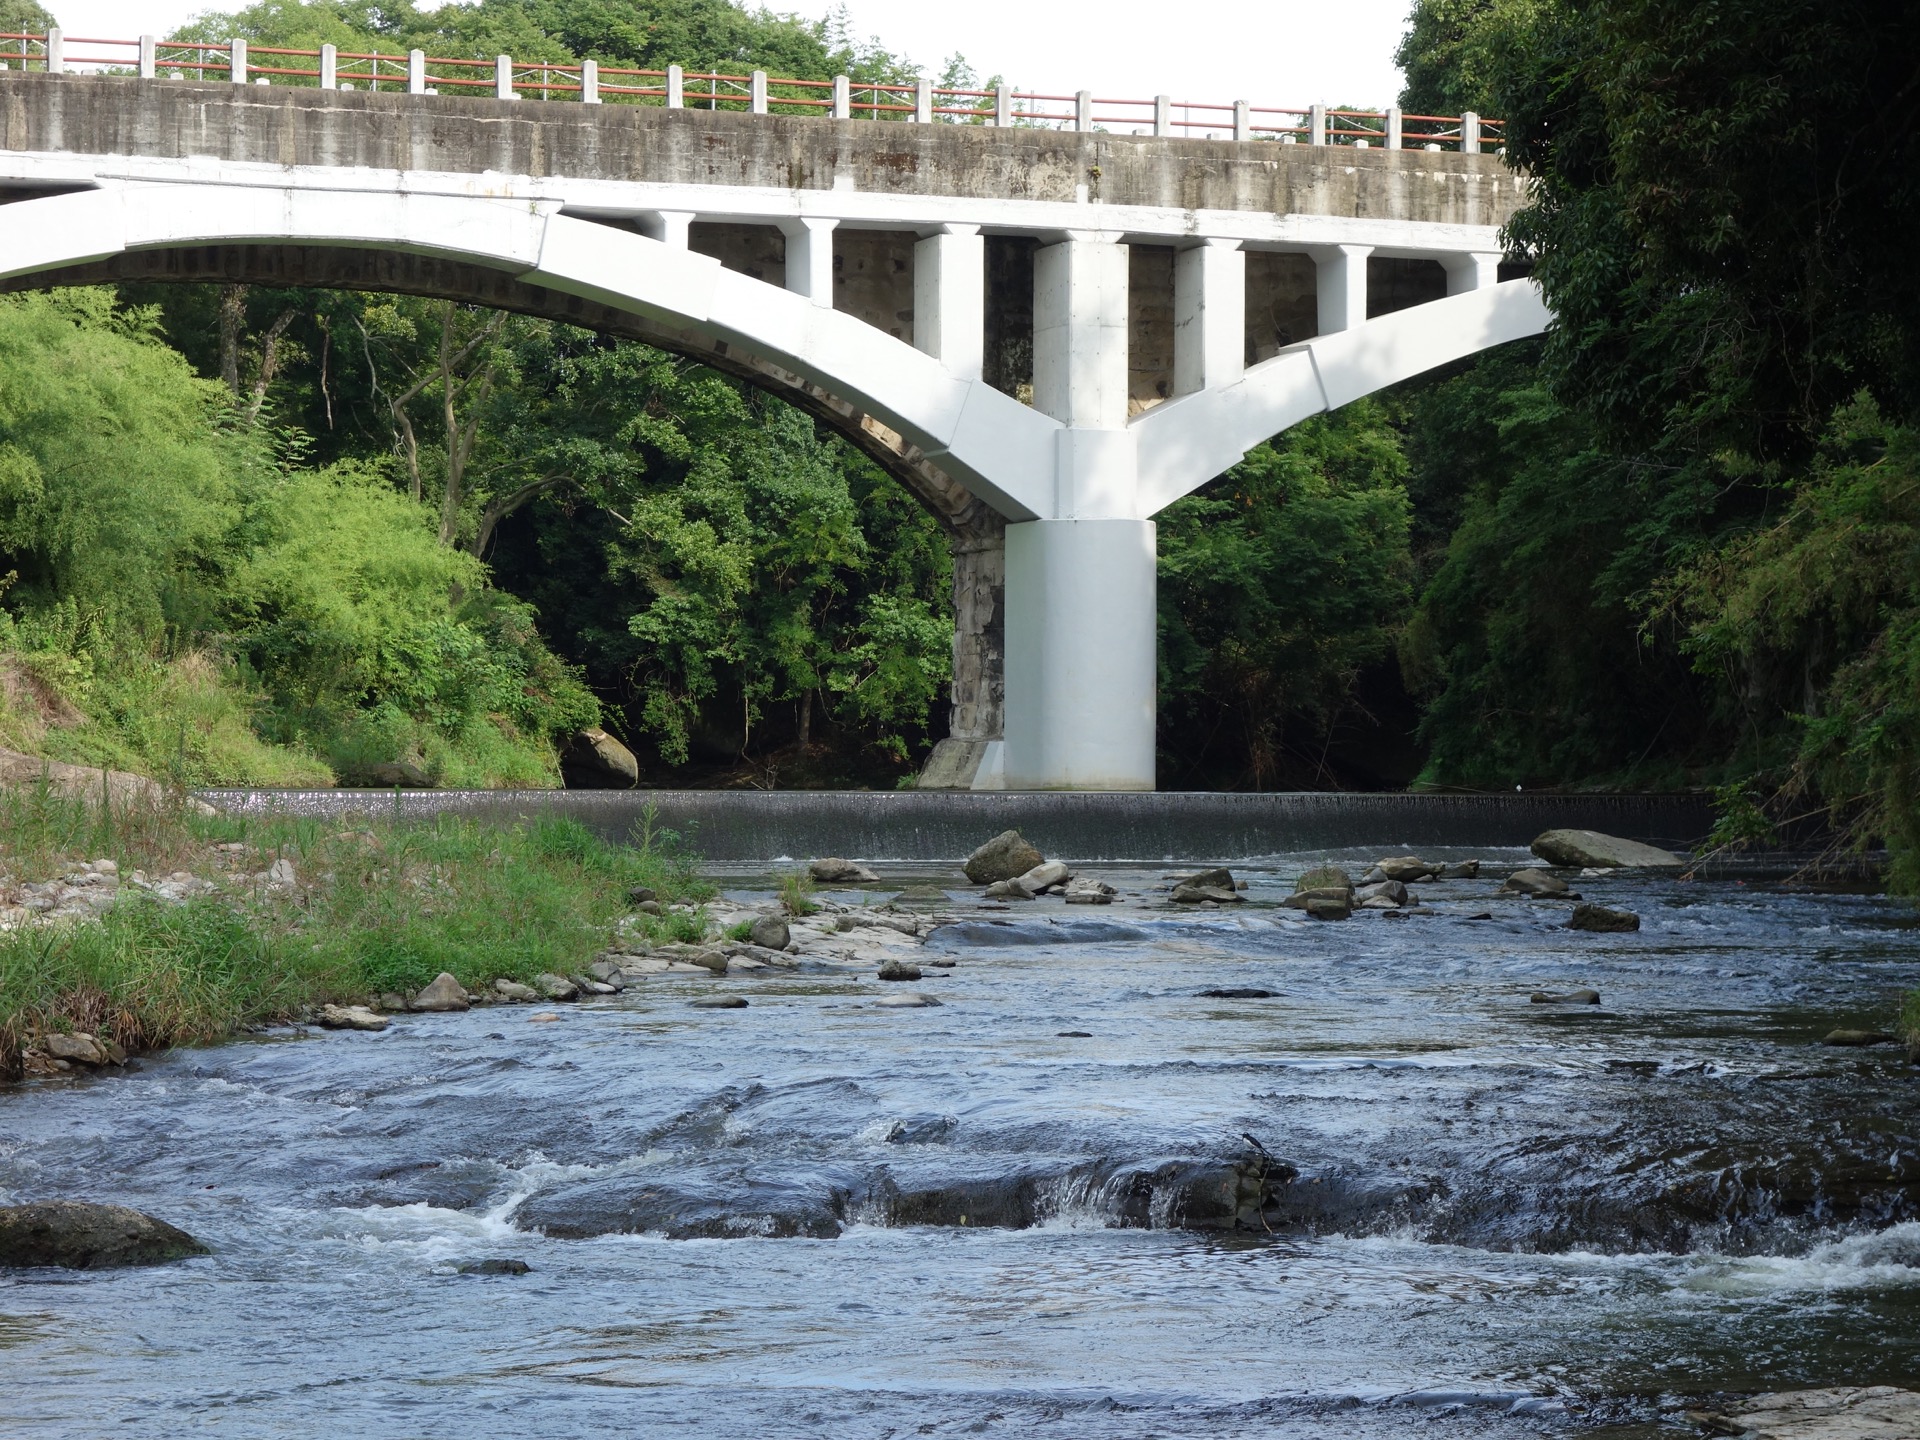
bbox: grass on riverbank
[0,784,709,1078]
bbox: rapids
[3,847,1917,1437]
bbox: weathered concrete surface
[0,74,1525,227]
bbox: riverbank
[0,784,706,1080]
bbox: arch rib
[1131,280,1550,517]
[0,183,1060,520]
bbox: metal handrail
[0,30,1504,151]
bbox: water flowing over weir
[195,789,1718,861]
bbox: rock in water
[0,1201,207,1269]
[410,973,470,1012]
[456,1258,530,1275]
[1503,869,1571,898]
[1171,867,1243,904]
[1015,860,1072,893]
[749,916,791,950]
[318,1004,390,1032]
[963,830,1044,885]
[1304,897,1352,921]
[493,979,539,1002]
[1687,1386,1920,1440]
[877,960,922,981]
[809,858,881,884]
[559,726,639,790]
[690,996,748,1010]
[873,992,942,1008]
[40,1032,110,1064]
[534,972,580,1000]
[1198,988,1277,999]
[1354,879,1410,907]
[984,877,1036,900]
[1530,989,1601,1005]
[1822,1029,1900,1047]
[1374,856,1438,882]
[1295,865,1353,894]
[1530,828,1683,870]
[1568,903,1640,932]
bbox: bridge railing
[0,30,1504,152]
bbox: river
[3,845,1917,1438]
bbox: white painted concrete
[1003,519,1158,791]
[778,216,836,305]
[1312,243,1372,333]
[1444,250,1502,294]
[913,225,984,379]
[1174,239,1245,396]
[1033,235,1129,428]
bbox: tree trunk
[217,285,248,400]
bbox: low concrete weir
[194,789,1717,862]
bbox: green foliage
[1395,0,1545,116]
[1156,402,1412,787]
[777,870,817,917]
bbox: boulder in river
[1304,896,1352,921]
[1822,1029,1900,1048]
[809,858,881,884]
[1686,1386,1920,1439]
[1295,865,1353,894]
[534,972,580,1001]
[1355,879,1410,907]
[877,959,922,981]
[984,877,1037,900]
[1016,860,1072,894]
[456,1258,530,1275]
[492,980,539,1002]
[873,992,942,1007]
[409,973,470,1012]
[749,916,791,950]
[1530,828,1683,870]
[0,1201,207,1269]
[40,1032,113,1064]
[318,1004,390,1032]
[963,830,1044,885]
[366,760,431,788]
[1531,989,1601,1005]
[1064,879,1117,905]
[558,726,639,789]
[1172,868,1243,904]
[1374,856,1439,882]
[690,996,749,1009]
[1503,868,1571,899]
[1568,903,1641,933]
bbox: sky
[44,0,1416,110]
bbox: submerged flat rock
[0,1201,207,1269]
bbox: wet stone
[877,960,922,981]
[690,996,749,1009]
[963,830,1044,885]
[1822,1029,1900,1047]
[810,858,880,884]
[1531,989,1601,1005]
[318,1004,390,1032]
[0,1201,207,1269]
[409,972,470,1012]
[456,1258,531,1275]
[1569,903,1640,932]
[1504,868,1572,899]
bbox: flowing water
[3,847,1918,1438]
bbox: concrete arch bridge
[0,67,1547,790]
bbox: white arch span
[0,183,1549,526]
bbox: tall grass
[0,788,708,1078]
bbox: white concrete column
[1003,519,1157,791]
[408,50,425,95]
[994,84,1012,126]
[1312,243,1372,333]
[138,35,155,79]
[1309,102,1327,145]
[495,55,515,100]
[832,74,849,119]
[1462,111,1481,153]
[1033,234,1129,429]
[750,70,768,114]
[915,77,933,124]
[581,59,599,104]
[230,38,247,82]
[638,211,693,248]
[1153,95,1170,136]
[1174,239,1245,396]
[45,28,62,74]
[780,217,837,306]
[1233,100,1250,142]
[1075,90,1092,131]
[913,225,984,379]
[666,64,684,109]
[1386,105,1403,149]
[1444,251,1502,295]
[319,43,336,89]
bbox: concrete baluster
[319,43,336,90]
[45,28,61,74]
[915,77,933,124]
[1386,105,1402,150]
[1174,239,1245,396]
[832,74,849,119]
[750,70,768,114]
[913,224,984,379]
[495,55,514,100]
[581,59,598,104]
[994,83,1012,127]
[408,49,425,95]
[1233,99,1250,142]
[1312,243,1372,333]
[780,217,837,306]
[1308,102,1327,145]
[1443,251,1502,294]
[229,38,246,83]
[1074,89,1092,132]
[666,63,683,109]
[638,211,693,248]
[138,35,156,80]
[1153,95,1170,137]
[1461,110,1480,153]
